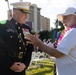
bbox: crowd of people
[43,38,58,48]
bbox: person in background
[53,39,58,48]
[47,39,54,48]
[26,7,76,75]
[0,2,34,75]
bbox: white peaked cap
[57,7,76,20]
[10,2,31,14]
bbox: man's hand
[10,62,26,72]
[25,34,42,47]
[14,63,26,72]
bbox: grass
[26,59,55,75]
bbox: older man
[0,2,34,75]
[26,7,76,75]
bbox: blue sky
[0,0,76,28]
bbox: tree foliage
[39,30,51,41]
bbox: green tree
[39,30,51,41]
[54,19,64,30]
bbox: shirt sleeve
[57,28,76,55]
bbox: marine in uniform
[0,2,34,75]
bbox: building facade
[40,15,50,31]
[26,4,41,32]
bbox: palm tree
[54,19,59,28]
[54,19,64,30]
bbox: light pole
[5,0,12,18]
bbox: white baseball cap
[57,7,76,20]
[10,2,31,14]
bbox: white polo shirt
[56,28,76,75]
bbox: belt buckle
[18,52,23,58]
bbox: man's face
[15,9,28,24]
[62,15,76,27]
